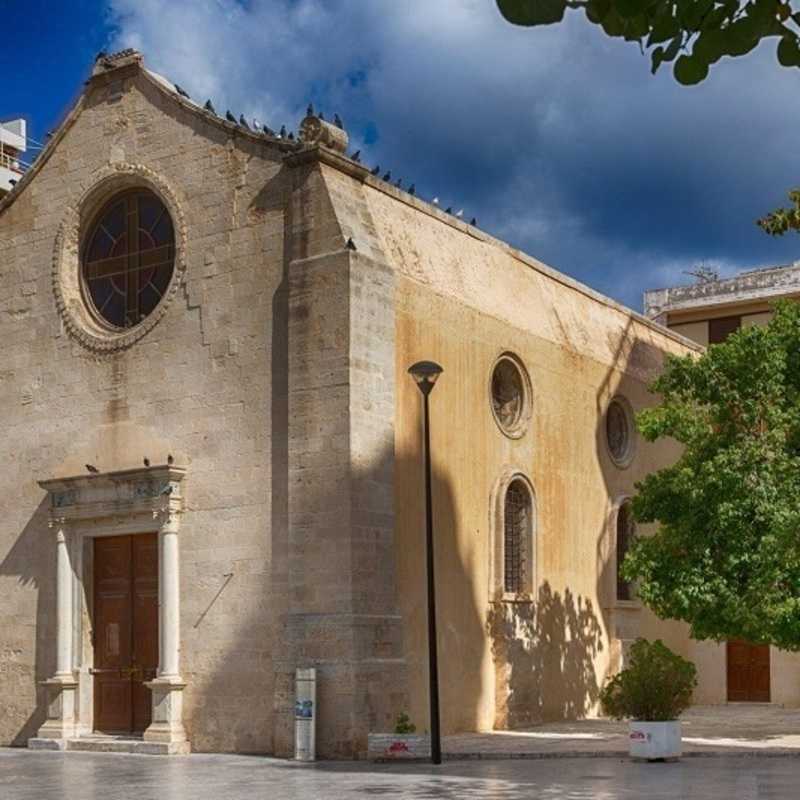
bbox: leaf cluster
[394,713,417,734]
[600,638,697,720]
[758,188,800,235]
[497,0,800,84]
[624,301,800,649]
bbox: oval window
[82,189,175,329]
[606,397,635,467]
[490,354,531,438]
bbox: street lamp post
[408,360,444,765]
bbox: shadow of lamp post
[408,360,444,765]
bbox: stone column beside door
[143,509,189,753]
[36,518,78,741]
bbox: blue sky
[3,0,800,310]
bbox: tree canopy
[497,0,800,85]
[625,301,800,649]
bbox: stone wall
[0,62,288,752]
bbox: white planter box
[628,720,682,760]
[367,733,431,760]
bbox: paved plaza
[2,747,800,800]
[446,705,800,759]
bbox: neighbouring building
[0,49,787,760]
[645,264,800,705]
[644,262,800,345]
[0,118,27,196]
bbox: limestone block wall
[328,172,702,734]
[0,65,288,752]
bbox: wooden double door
[727,640,771,702]
[93,534,159,734]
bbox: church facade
[1,50,790,759]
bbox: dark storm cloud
[110,0,800,309]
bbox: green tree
[624,301,800,649]
[497,0,800,85]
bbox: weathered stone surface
[2,50,762,761]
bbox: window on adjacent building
[708,315,741,344]
[82,189,175,329]
[616,501,636,601]
[504,479,532,594]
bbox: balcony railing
[0,151,24,174]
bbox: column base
[143,677,189,752]
[36,676,78,740]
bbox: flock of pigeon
[93,52,478,229]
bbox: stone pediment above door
[39,465,186,529]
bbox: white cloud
[108,0,800,311]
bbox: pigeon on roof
[455,209,464,218]
[408,184,416,196]
[382,170,391,181]
[225,110,237,124]
[279,125,287,138]
[239,114,250,130]
[334,113,343,129]
[470,217,477,226]
[445,207,452,214]
[307,103,314,117]
[204,99,217,114]
[371,165,380,176]
[345,237,357,251]
[350,150,361,162]
[174,83,190,99]
[394,177,403,188]
[287,131,295,140]
[318,111,325,121]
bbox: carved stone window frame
[52,163,187,354]
[605,395,637,469]
[489,469,537,603]
[489,352,533,439]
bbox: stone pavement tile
[3,748,800,799]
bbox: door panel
[94,534,158,734]
[727,640,770,702]
[132,534,159,732]
[94,537,134,733]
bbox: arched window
[616,501,636,600]
[82,189,175,329]
[504,479,532,594]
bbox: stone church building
[2,50,795,758]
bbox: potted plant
[367,713,431,760]
[600,638,697,761]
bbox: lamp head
[408,360,443,396]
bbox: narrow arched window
[504,479,532,594]
[616,501,636,600]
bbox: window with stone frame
[616,500,636,601]
[81,189,175,329]
[504,479,533,595]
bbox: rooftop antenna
[683,262,719,284]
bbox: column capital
[153,507,181,533]
[48,516,68,537]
